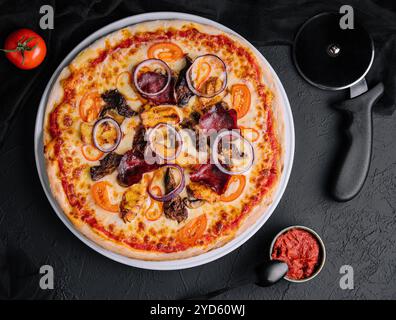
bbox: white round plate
[34,12,295,270]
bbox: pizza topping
[179,111,200,130]
[81,144,104,162]
[163,167,188,223]
[140,105,181,128]
[212,130,254,175]
[220,175,246,202]
[147,42,184,63]
[90,152,122,181]
[131,125,147,158]
[190,163,231,195]
[133,59,176,105]
[145,186,163,221]
[186,182,220,203]
[101,89,137,118]
[120,182,148,223]
[186,54,227,98]
[199,103,237,132]
[91,181,119,212]
[231,84,251,119]
[147,123,182,161]
[79,91,103,122]
[117,150,160,187]
[177,214,207,246]
[147,165,185,202]
[92,117,122,153]
[174,56,194,105]
[184,187,205,209]
[240,126,260,142]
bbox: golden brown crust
[43,20,285,261]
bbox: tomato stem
[0,36,37,65]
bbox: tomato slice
[79,92,102,122]
[91,181,119,212]
[147,42,184,62]
[240,126,260,142]
[145,186,163,221]
[220,175,246,202]
[177,214,207,246]
[231,84,251,119]
[81,144,104,161]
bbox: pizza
[43,20,284,260]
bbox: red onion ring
[212,130,254,175]
[92,117,122,153]
[186,54,227,98]
[133,59,172,97]
[147,164,185,202]
[147,123,183,161]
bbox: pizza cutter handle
[332,82,384,202]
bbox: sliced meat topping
[90,152,122,181]
[163,167,188,223]
[117,150,160,187]
[175,56,194,106]
[101,89,137,118]
[189,163,231,195]
[137,72,176,105]
[199,102,237,132]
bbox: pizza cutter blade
[293,12,384,202]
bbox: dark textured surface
[1,0,396,300]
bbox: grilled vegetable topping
[90,152,122,181]
[163,167,187,223]
[101,89,137,118]
[175,56,194,105]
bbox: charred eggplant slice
[90,152,122,181]
[101,89,137,118]
[163,167,188,223]
[175,56,194,106]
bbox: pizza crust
[44,19,285,261]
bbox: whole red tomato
[1,29,47,69]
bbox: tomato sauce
[48,26,281,253]
[271,228,321,280]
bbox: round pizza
[43,20,284,260]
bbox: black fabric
[0,240,53,299]
[0,0,396,300]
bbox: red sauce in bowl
[271,228,321,280]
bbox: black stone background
[0,0,396,299]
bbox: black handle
[332,83,384,202]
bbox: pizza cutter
[293,12,384,202]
